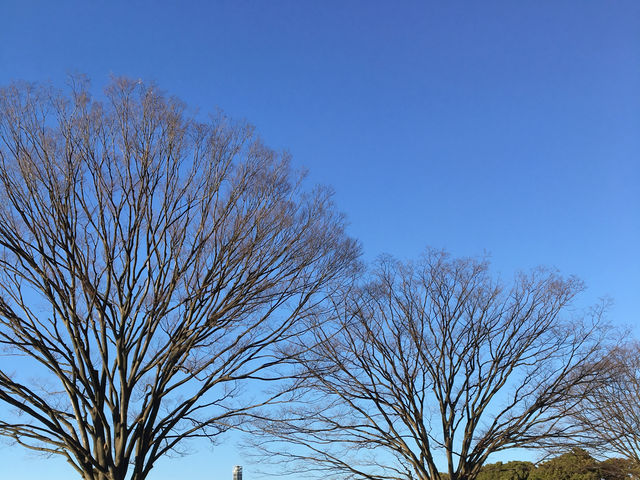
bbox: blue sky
[1,1,639,479]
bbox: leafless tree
[568,342,640,468]
[249,250,610,480]
[0,77,359,480]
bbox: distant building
[232,465,242,480]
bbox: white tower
[232,465,242,480]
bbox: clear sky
[1,1,639,479]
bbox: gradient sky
[1,1,639,479]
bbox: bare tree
[250,250,609,480]
[0,77,359,480]
[568,342,640,468]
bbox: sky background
[1,1,639,479]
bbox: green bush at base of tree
[477,461,534,480]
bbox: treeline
[451,450,639,480]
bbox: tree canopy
[0,77,359,480]
[250,251,610,480]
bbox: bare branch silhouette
[249,250,610,480]
[567,341,640,468]
[0,77,359,480]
